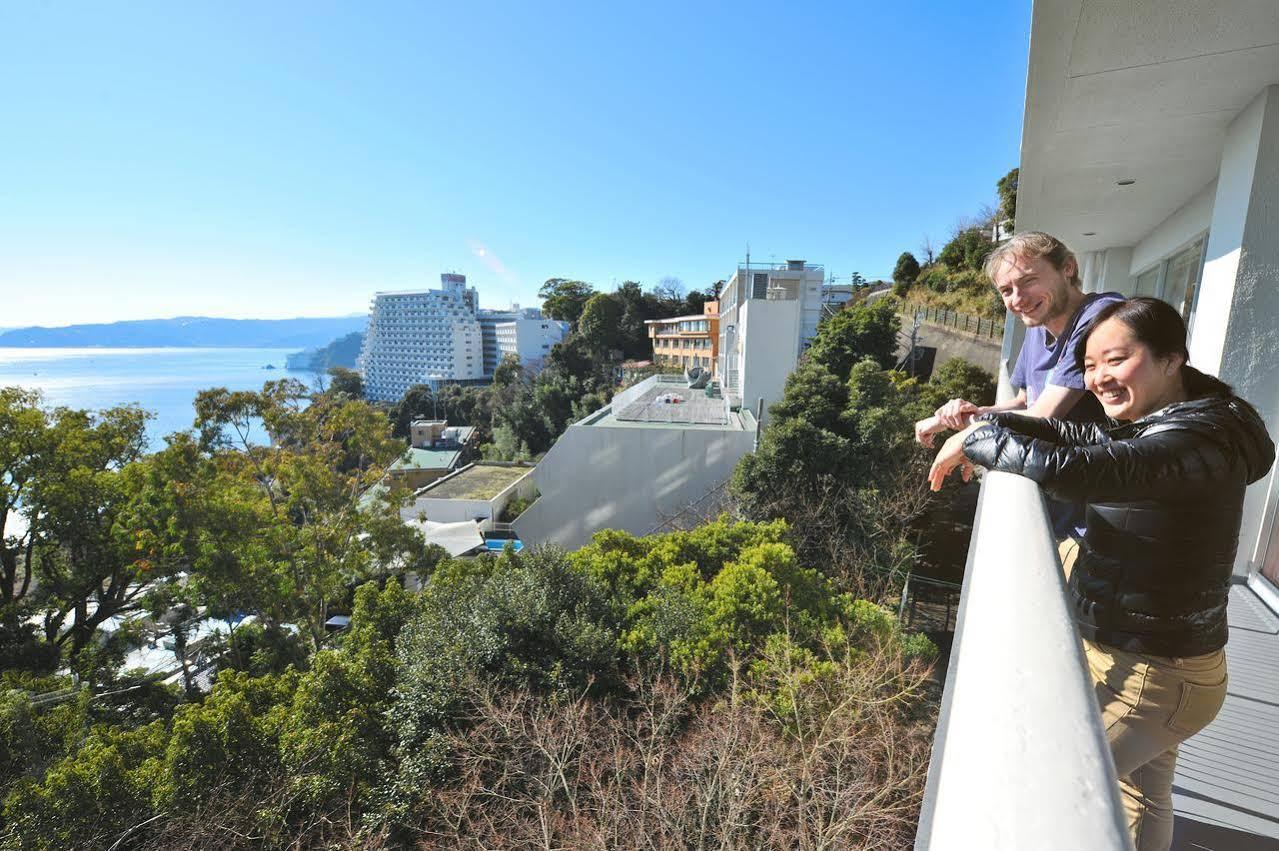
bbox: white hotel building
[477,306,569,376]
[493,315,569,374]
[358,274,485,401]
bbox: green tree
[732,281,998,600]
[193,381,406,649]
[490,353,526,390]
[612,280,659,359]
[683,289,708,316]
[432,383,490,431]
[389,383,435,438]
[578,293,624,355]
[892,252,921,289]
[938,228,994,273]
[538,278,596,324]
[24,403,160,660]
[807,297,901,376]
[388,548,622,802]
[325,366,363,398]
[997,167,1019,229]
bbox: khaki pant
[1058,537,1080,581]
[1084,640,1228,851]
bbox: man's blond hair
[983,231,1081,288]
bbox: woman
[929,297,1274,851]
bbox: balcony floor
[1172,583,1279,851]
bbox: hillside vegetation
[890,168,1017,320]
[0,286,996,849]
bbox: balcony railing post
[914,360,1133,851]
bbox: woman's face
[1082,317,1183,421]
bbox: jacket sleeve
[962,422,1233,503]
[978,413,1110,446]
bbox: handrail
[913,361,1132,851]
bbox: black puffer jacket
[963,394,1275,657]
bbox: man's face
[991,253,1076,328]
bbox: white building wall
[1185,85,1279,579]
[1129,180,1217,276]
[715,261,824,407]
[495,318,569,373]
[513,403,757,552]
[739,297,802,418]
[478,306,544,376]
[451,322,484,381]
[401,466,537,531]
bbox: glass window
[1133,266,1159,297]
[1163,237,1205,322]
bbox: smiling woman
[937,297,1275,851]
[1079,298,1197,421]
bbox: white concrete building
[918,5,1279,849]
[512,375,757,552]
[477,305,548,376]
[494,316,569,374]
[358,274,484,401]
[399,461,537,532]
[716,259,824,412]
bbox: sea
[0,347,318,450]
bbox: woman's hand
[927,424,985,492]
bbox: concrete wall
[739,297,801,415]
[401,466,537,531]
[513,415,757,551]
[896,323,1002,378]
[1188,86,1279,580]
[1130,179,1217,276]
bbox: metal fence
[904,303,1004,340]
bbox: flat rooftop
[389,446,463,471]
[419,463,531,500]
[613,382,730,426]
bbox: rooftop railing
[913,362,1132,851]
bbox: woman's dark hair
[1075,296,1232,398]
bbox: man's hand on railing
[935,398,980,430]
[915,398,982,448]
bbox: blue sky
[1,1,1031,327]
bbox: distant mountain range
[0,316,369,349]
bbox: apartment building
[494,316,570,374]
[477,305,543,375]
[715,259,824,410]
[358,274,484,402]
[645,301,718,370]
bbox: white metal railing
[913,362,1132,851]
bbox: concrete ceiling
[1016,0,1279,252]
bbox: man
[914,231,1125,568]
